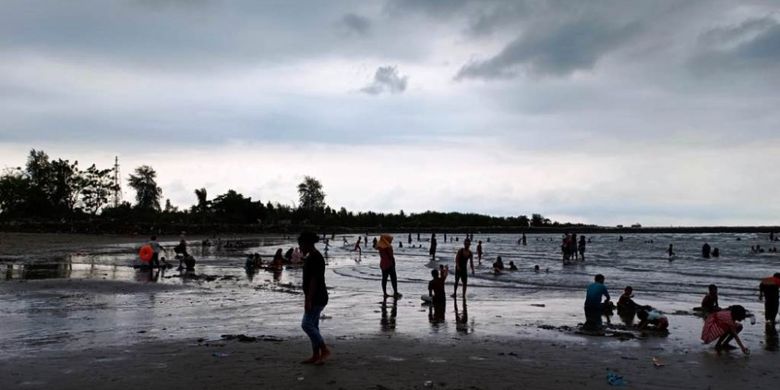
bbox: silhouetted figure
[701,284,720,315]
[522,233,527,246]
[429,234,437,260]
[584,274,610,331]
[578,235,586,261]
[618,235,624,242]
[492,256,504,273]
[408,233,412,245]
[760,273,780,324]
[702,243,711,258]
[667,244,675,259]
[712,248,720,258]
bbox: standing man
[759,273,780,324]
[452,239,475,298]
[476,240,483,265]
[429,233,438,261]
[299,231,331,365]
[584,274,611,331]
[377,234,401,298]
[148,235,165,268]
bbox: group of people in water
[135,230,780,364]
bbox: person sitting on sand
[637,306,669,331]
[583,274,611,331]
[492,256,504,273]
[701,305,750,355]
[508,261,518,271]
[617,286,639,318]
[701,284,720,314]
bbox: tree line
[0,149,580,232]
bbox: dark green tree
[80,164,116,215]
[128,165,162,211]
[297,176,326,211]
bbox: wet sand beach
[1,232,780,389]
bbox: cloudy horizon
[1,0,778,226]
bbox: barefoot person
[452,239,475,298]
[759,273,780,324]
[299,231,331,365]
[377,234,401,298]
[583,274,611,331]
[701,305,750,355]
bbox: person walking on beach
[429,233,438,260]
[759,273,780,324]
[299,231,331,365]
[452,239,475,298]
[353,236,362,255]
[583,274,611,331]
[701,305,750,355]
[476,240,483,265]
[378,234,401,298]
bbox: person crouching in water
[377,234,401,298]
[583,274,611,331]
[701,305,750,355]
[299,231,331,365]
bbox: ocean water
[1,232,779,359]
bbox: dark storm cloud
[339,13,372,36]
[360,66,408,95]
[693,16,780,73]
[455,18,641,79]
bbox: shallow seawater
[1,232,779,359]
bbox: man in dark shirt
[300,231,330,365]
[760,273,780,324]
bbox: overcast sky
[1,0,778,226]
